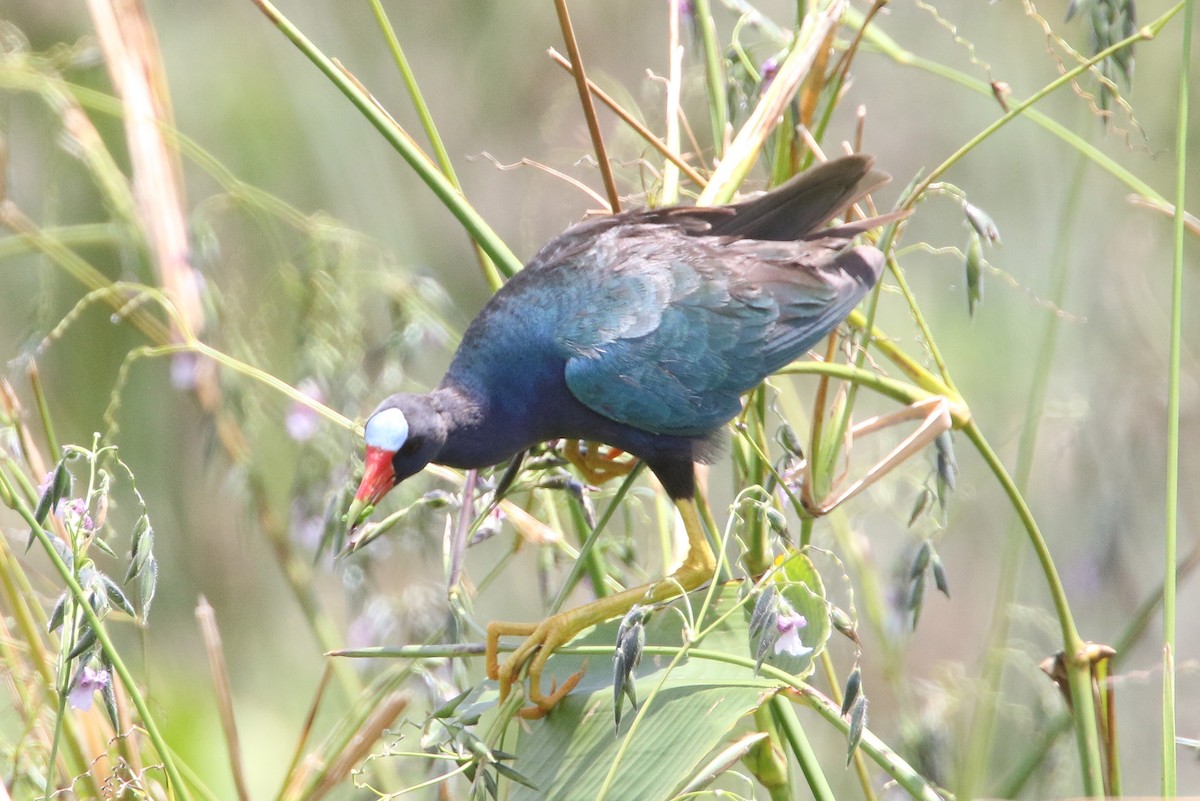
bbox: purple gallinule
[348,154,900,715]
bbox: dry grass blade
[305,692,410,801]
[547,49,707,191]
[662,1,685,204]
[275,664,334,801]
[0,203,171,345]
[196,597,252,801]
[697,0,847,205]
[84,0,204,340]
[1127,195,1200,237]
[553,0,619,212]
[675,731,769,796]
[0,378,49,489]
[471,151,610,208]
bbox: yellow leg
[562,440,638,484]
[486,498,715,717]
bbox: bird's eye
[396,437,421,458]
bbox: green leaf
[493,761,539,791]
[431,687,473,719]
[86,588,108,616]
[777,551,826,598]
[482,768,497,800]
[503,583,781,801]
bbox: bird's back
[446,155,897,442]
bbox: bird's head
[347,394,447,528]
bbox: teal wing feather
[555,225,883,436]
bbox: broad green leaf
[777,551,826,597]
[488,583,811,801]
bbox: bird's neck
[427,383,516,469]
[428,384,484,435]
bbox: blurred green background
[1,0,1197,797]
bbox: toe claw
[486,615,592,716]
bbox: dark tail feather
[801,208,912,246]
[706,155,890,241]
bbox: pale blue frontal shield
[364,407,410,451]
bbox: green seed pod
[910,540,933,579]
[909,486,934,527]
[775,423,805,458]
[830,605,860,645]
[909,572,927,630]
[847,695,868,765]
[936,431,958,495]
[963,200,1001,245]
[47,593,68,634]
[763,506,788,537]
[932,553,951,598]
[841,666,862,716]
[100,574,136,617]
[67,625,97,660]
[965,230,984,317]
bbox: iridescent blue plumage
[349,154,904,715]
[361,154,899,501]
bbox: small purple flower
[36,471,54,499]
[286,379,324,442]
[292,513,323,551]
[773,610,813,657]
[760,56,780,90]
[470,505,505,545]
[57,498,95,533]
[67,665,110,711]
[347,598,400,652]
[170,352,198,390]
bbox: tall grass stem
[1162,0,1193,792]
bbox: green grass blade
[1162,0,1193,794]
[249,0,523,279]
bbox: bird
[347,154,901,716]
